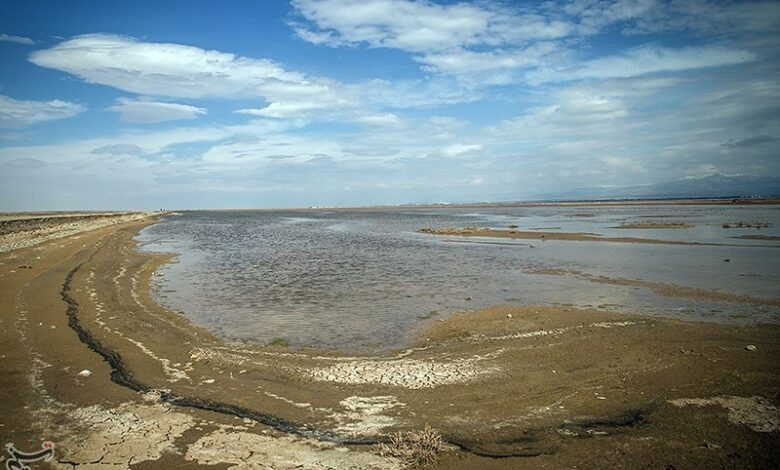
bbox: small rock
[465,296,473,301]
[745,345,756,351]
[723,259,730,262]
[77,369,92,377]
[202,378,216,384]
[506,313,513,319]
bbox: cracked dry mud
[47,397,400,470]
[53,401,194,469]
[307,355,499,389]
[1,215,779,469]
[669,396,780,433]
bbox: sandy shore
[1,217,779,469]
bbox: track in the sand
[61,260,648,459]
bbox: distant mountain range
[530,174,780,201]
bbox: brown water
[137,205,780,350]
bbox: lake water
[137,204,780,351]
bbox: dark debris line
[61,262,551,459]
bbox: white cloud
[30,34,316,100]
[292,0,593,51]
[367,77,482,108]
[291,0,574,77]
[29,34,365,119]
[0,33,35,45]
[236,101,335,119]
[289,0,580,81]
[491,87,630,143]
[0,95,84,128]
[483,73,780,186]
[621,0,780,35]
[90,143,146,156]
[419,42,558,75]
[291,0,497,52]
[528,45,755,83]
[295,0,680,56]
[31,34,462,120]
[488,77,692,146]
[549,0,780,36]
[352,112,401,127]
[292,0,776,82]
[441,143,482,156]
[4,118,308,166]
[198,134,344,168]
[566,0,662,34]
[108,98,207,123]
[1,72,778,209]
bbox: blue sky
[0,0,778,210]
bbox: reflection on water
[137,205,780,350]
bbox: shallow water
[137,204,780,350]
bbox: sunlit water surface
[137,205,780,350]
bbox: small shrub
[375,425,444,466]
[267,337,289,347]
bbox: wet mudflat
[138,204,780,350]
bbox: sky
[0,0,778,210]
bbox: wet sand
[419,227,780,248]
[615,222,693,229]
[733,235,780,241]
[1,217,779,469]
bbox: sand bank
[733,234,780,241]
[0,218,778,469]
[0,212,153,253]
[419,226,780,248]
[614,222,693,229]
